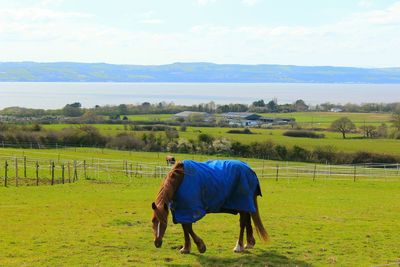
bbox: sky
[0,0,399,67]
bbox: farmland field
[0,148,399,266]
[260,112,392,128]
[43,116,400,156]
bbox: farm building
[221,112,262,127]
[173,111,211,122]
[260,117,295,125]
[330,107,343,112]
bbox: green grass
[181,127,400,155]
[42,124,400,157]
[126,114,173,121]
[0,177,399,266]
[0,147,399,265]
[260,112,392,128]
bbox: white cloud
[358,0,373,8]
[139,19,164,25]
[39,0,65,7]
[1,1,400,67]
[0,7,92,21]
[196,0,217,6]
[241,0,260,7]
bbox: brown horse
[151,160,268,253]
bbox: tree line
[1,100,400,118]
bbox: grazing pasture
[42,121,400,157]
[1,174,399,266]
[0,148,399,266]
[260,112,392,128]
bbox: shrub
[198,133,214,144]
[312,146,337,163]
[227,128,254,134]
[212,138,232,154]
[351,151,399,164]
[289,145,311,161]
[106,133,145,150]
[275,145,288,160]
[283,130,325,138]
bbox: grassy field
[126,114,173,121]
[43,120,400,156]
[0,148,399,266]
[260,112,392,128]
[122,112,393,128]
[58,126,400,156]
[1,175,399,266]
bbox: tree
[360,125,377,138]
[330,117,356,139]
[392,113,400,132]
[267,100,278,112]
[118,104,128,115]
[294,99,309,112]
[252,99,266,107]
[377,123,388,138]
[165,128,179,141]
[62,103,83,117]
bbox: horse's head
[151,202,168,248]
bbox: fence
[1,154,400,187]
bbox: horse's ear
[163,202,168,211]
[152,202,157,210]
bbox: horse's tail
[251,195,269,242]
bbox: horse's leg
[233,212,246,252]
[180,224,191,253]
[187,224,206,253]
[180,224,191,254]
[244,212,256,249]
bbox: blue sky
[0,0,399,67]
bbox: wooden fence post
[24,156,27,178]
[353,165,357,182]
[68,161,71,183]
[4,160,8,187]
[15,157,18,187]
[36,161,39,186]
[61,163,65,184]
[51,161,55,185]
[275,164,279,181]
[129,163,133,179]
[313,164,317,182]
[73,160,77,182]
[97,159,100,180]
[83,160,87,179]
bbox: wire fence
[1,153,399,187]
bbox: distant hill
[0,62,400,83]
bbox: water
[0,82,399,109]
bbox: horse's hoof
[233,241,244,253]
[244,243,254,249]
[245,239,255,249]
[197,243,206,253]
[179,247,190,254]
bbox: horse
[166,155,176,166]
[151,160,268,253]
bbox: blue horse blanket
[170,160,261,224]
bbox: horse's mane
[155,161,184,209]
